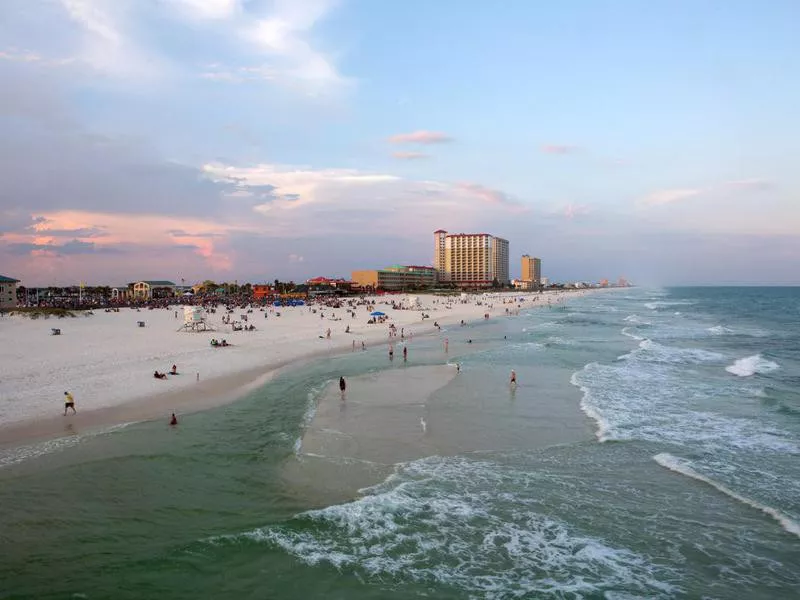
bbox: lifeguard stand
[177,306,216,332]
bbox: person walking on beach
[403,346,408,362]
[389,346,394,361]
[63,391,76,415]
[339,376,346,399]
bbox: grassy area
[1,307,77,319]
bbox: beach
[1,287,798,599]
[0,290,587,445]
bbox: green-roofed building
[0,275,20,308]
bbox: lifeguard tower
[177,306,216,332]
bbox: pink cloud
[541,144,578,155]
[392,151,428,160]
[388,130,453,144]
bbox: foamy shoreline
[0,290,594,447]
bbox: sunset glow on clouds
[1,1,799,285]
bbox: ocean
[1,287,798,599]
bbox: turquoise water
[1,288,799,599]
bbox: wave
[623,314,652,325]
[644,301,694,311]
[654,453,800,539]
[621,327,646,341]
[725,355,780,377]
[708,325,735,336]
[571,362,798,453]
[0,422,133,469]
[621,339,724,365]
[571,369,612,442]
[214,456,677,597]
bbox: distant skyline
[1,0,799,286]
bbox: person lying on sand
[154,370,167,379]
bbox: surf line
[654,453,800,539]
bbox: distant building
[541,277,550,287]
[252,284,273,300]
[384,265,437,287]
[520,255,542,286]
[306,277,354,295]
[0,275,20,308]
[352,265,436,291]
[129,280,176,300]
[433,230,509,287]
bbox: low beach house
[129,280,177,300]
[0,275,20,308]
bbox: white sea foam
[623,315,651,325]
[654,453,800,539]
[571,369,612,442]
[725,355,780,377]
[571,361,798,453]
[708,325,734,336]
[622,339,724,364]
[644,301,693,311]
[621,327,646,341]
[0,422,133,469]
[223,456,676,597]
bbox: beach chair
[137,321,145,327]
[51,328,61,335]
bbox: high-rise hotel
[521,255,542,286]
[433,230,510,287]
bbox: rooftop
[0,275,20,283]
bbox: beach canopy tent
[370,311,386,316]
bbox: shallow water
[1,288,799,599]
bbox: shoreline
[0,290,597,450]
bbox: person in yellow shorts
[63,391,76,416]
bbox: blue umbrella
[370,311,386,316]
[273,301,282,306]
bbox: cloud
[392,151,429,160]
[388,130,453,144]
[6,238,115,256]
[454,182,527,212]
[541,144,578,155]
[169,0,241,20]
[640,188,703,207]
[639,178,772,207]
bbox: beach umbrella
[370,311,386,316]
[273,301,282,307]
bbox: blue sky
[1,0,798,285]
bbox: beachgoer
[362,341,366,351]
[339,376,346,398]
[170,364,177,375]
[169,412,178,426]
[510,370,517,385]
[444,338,449,353]
[63,391,76,415]
[389,347,394,360]
[403,346,408,361]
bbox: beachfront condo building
[521,255,542,287]
[433,230,510,287]
[0,275,20,308]
[352,265,437,291]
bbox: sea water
[1,287,798,599]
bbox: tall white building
[433,230,510,287]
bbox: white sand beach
[0,290,591,443]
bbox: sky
[0,0,798,286]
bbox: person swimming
[510,370,517,385]
[169,412,178,426]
